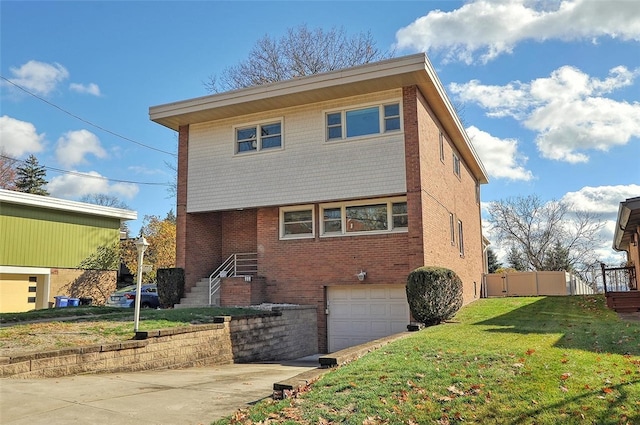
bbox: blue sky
[1,0,639,264]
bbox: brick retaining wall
[0,305,317,379]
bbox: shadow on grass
[475,296,640,356]
[505,379,640,425]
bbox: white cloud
[395,0,640,64]
[69,82,101,96]
[561,184,640,214]
[55,129,107,168]
[6,60,69,96]
[47,170,138,200]
[466,126,533,181]
[450,65,640,163]
[0,115,45,157]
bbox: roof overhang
[149,53,488,184]
[0,189,137,221]
[613,196,640,251]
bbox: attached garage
[326,284,410,352]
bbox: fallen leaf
[561,373,571,380]
[512,363,524,368]
[602,387,613,394]
[447,385,465,396]
[560,386,569,392]
[526,348,535,356]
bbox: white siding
[187,90,406,212]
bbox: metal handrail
[208,253,258,305]
[601,264,637,293]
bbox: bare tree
[80,193,130,237]
[80,193,129,209]
[205,25,394,92]
[487,195,605,274]
[0,151,18,190]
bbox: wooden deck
[606,291,640,313]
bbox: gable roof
[149,53,488,184]
[0,189,137,221]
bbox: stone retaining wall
[0,305,317,379]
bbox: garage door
[327,285,410,352]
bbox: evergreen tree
[507,247,527,271]
[15,154,49,195]
[542,241,572,271]
[487,248,502,273]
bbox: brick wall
[220,276,267,306]
[257,206,411,353]
[176,125,189,269]
[413,87,484,304]
[0,306,317,379]
[52,268,116,305]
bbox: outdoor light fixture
[133,236,149,333]
[357,270,367,281]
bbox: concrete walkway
[1,359,318,425]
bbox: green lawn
[214,296,640,425]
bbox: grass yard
[0,306,259,355]
[215,296,640,425]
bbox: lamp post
[133,236,149,333]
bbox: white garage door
[327,285,410,352]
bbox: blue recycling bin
[54,296,69,308]
[68,298,80,307]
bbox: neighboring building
[604,196,640,312]
[0,189,137,313]
[613,196,640,280]
[149,53,489,352]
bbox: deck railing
[208,253,258,305]
[601,264,637,293]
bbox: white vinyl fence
[483,271,595,297]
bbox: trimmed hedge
[406,266,463,326]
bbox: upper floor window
[453,152,461,177]
[320,197,408,236]
[236,121,282,154]
[439,132,445,162]
[327,103,401,141]
[280,206,314,239]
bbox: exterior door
[327,284,409,352]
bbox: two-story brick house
[150,53,488,352]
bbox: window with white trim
[458,220,465,257]
[280,206,314,239]
[326,103,401,141]
[453,152,461,177]
[320,198,408,236]
[235,120,282,154]
[439,132,445,162]
[449,213,455,245]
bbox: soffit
[614,197,640,251]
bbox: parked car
[105,284,160,308]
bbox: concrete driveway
[1,359,318,425]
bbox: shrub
[156,268,185,308]
[405,266,463,326]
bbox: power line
[2,154,173,187]
[0,75,177,157]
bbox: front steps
[606,291,640,313]
[174,278,219,308]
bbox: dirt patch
[0,321,133,357]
